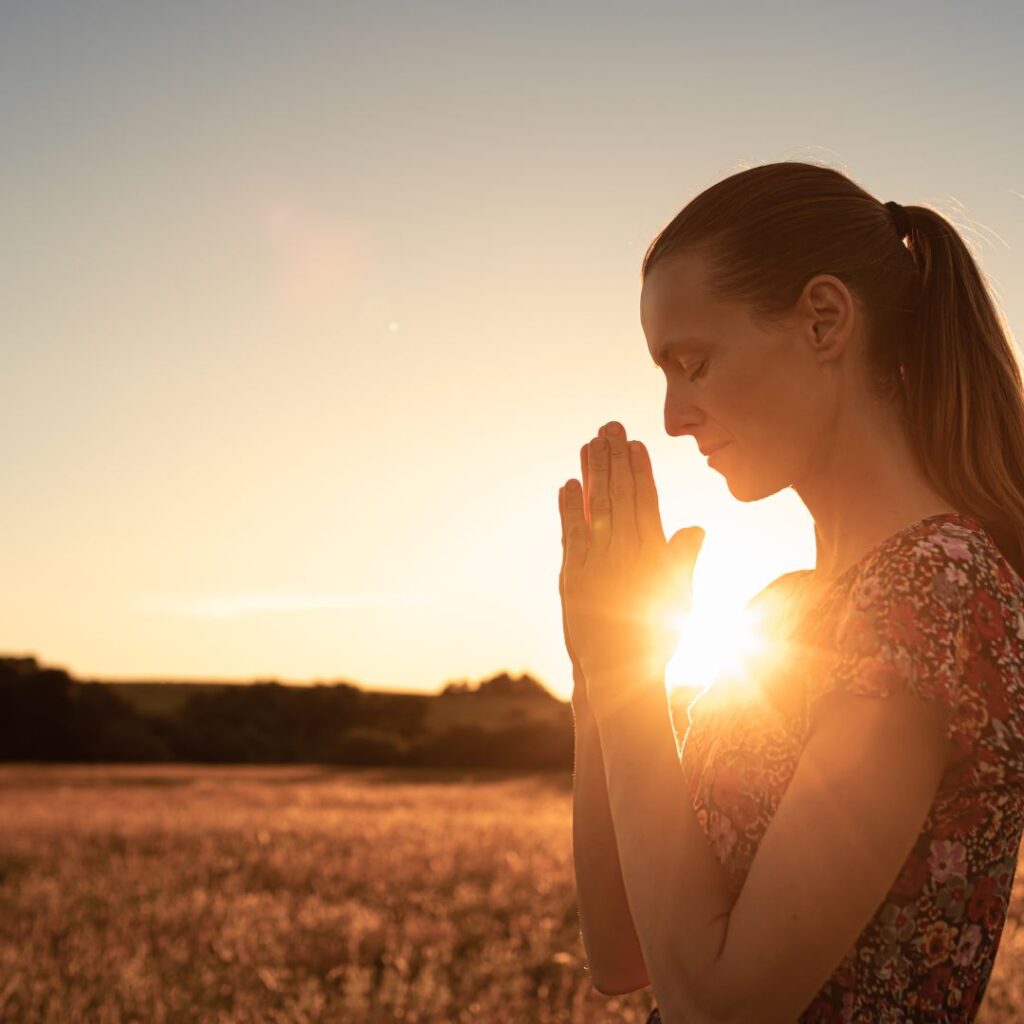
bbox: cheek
[718,362,821,473]
[717,357,782,427]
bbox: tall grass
[0,765,1020,1022]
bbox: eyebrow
[651,337,706,368]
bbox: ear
[801,274,855,362]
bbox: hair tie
[885,200,912,240]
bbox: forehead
[640,253,722,341]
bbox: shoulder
[828,514,1006,666]
[856,512,1015,593]
[849,512,1018,618]
[810,512,1024,762]
[746,569,813,613]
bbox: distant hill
[0,654,574,769]
[105,681,261,718]
[439,672,558,700]
[103,669,562,720]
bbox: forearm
[592,678,738,1024]
[571,687,651,994]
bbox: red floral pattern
[650,512,1024,1023]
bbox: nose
[664,386,702,438]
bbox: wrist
[570,656,587,687]
[571,682,591,716]
[585,667,669,725]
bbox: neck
[793,396,957,583]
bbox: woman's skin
[566,250,959,1015]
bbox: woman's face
[640,252,837,502]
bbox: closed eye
[678,357,708,382]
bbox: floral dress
[644,511,1024,1023]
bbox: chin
[726,480,771,502]
[722,464,788,503]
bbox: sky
[2,2,1022,699]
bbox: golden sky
[2,4,1022,698]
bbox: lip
[707,444,730,466]
[699,441,730,457]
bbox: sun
[666,598,771,699]
[660,532,806,704]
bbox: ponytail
[897,205,1024,577]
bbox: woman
[558,162,1024,1023]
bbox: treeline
[0,656,575,769]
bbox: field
[0,766,1022,1024]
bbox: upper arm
[692,527,1000,1023]
[706,688,953,1024]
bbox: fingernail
[605,421,623,436]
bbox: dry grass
[0,765,1021,1023]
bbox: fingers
[629,440,666,547]
[558,485,567,572]
[601,421,637,547]
[557,486,579,664]
[562,478,588,570]
[557,487,567,603]
[580,444,590,529]
[587,435,612,553]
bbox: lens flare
[666,601,769,698]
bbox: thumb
[666,527,705,602]
[668,525,705,568]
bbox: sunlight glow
[666,600,770,698]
